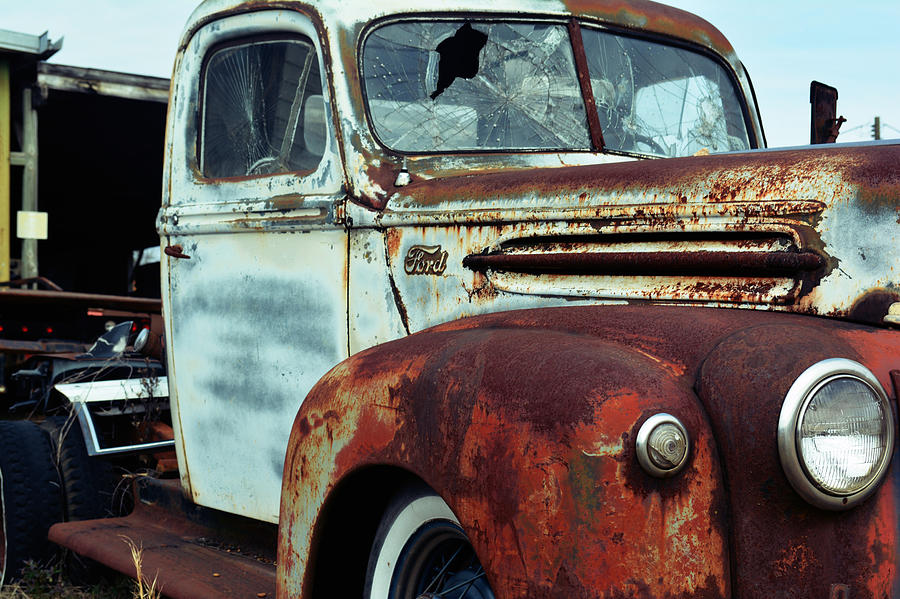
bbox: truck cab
[47,1,900,597]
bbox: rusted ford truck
[40,0,900,597]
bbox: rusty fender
[276,306,900,599]
[697,323,900,599]
[278,309,734,598]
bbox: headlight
[778,358,894,510]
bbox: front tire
[364,486,494,599]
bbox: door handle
[164,244,191,259]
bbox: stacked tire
[42,416,119,522]
[0,416,120,587]
[0,420,63,586]
[42,416,121,583]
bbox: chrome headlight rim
[777,358,894,511]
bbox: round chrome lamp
[778,358,894,510]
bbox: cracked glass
[201,38,326,178]
[582,28,750,157]
[363,21,590,152]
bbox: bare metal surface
[56,378,174,456]
[55,378,169,404]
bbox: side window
[200,37,326,178]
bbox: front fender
[277,321,730,598]
[697,322,899,598]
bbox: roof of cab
[181,0,737,60]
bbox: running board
[48,477,277,599]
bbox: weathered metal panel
[348,228,408,353]
[698,322,900,598]
[368,145,899,328]
[165,229,348,522]
[50,478,277,599]
[161,8,349,523]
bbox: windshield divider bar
[567,18,605,152]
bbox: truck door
[159,10,347,523]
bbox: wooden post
[0,59,9,283]
[20,86,38,279]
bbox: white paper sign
[16,211,48,240]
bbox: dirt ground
[0,562,139,599]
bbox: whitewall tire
[364,486,494,599]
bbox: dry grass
[120,537,160,599]
[0,539,161,599]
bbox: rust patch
[266,194,308,212]
[847,289,900,324]
[772,544,818,578]
[383,230,411,334]
[562,0,736,58]
[164,244,191,259]
[698,322,899,599]
[386,144,900,210]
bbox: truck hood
[374,143,900,326]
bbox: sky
[3,0,898,148]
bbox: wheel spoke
[454,566,484,599]
[434,570,486,597]
[423,543,465,593]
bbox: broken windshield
[361,20,751,157]
[363,21,591,152]
[581,27,750,157]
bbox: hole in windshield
[430,22,488,100]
